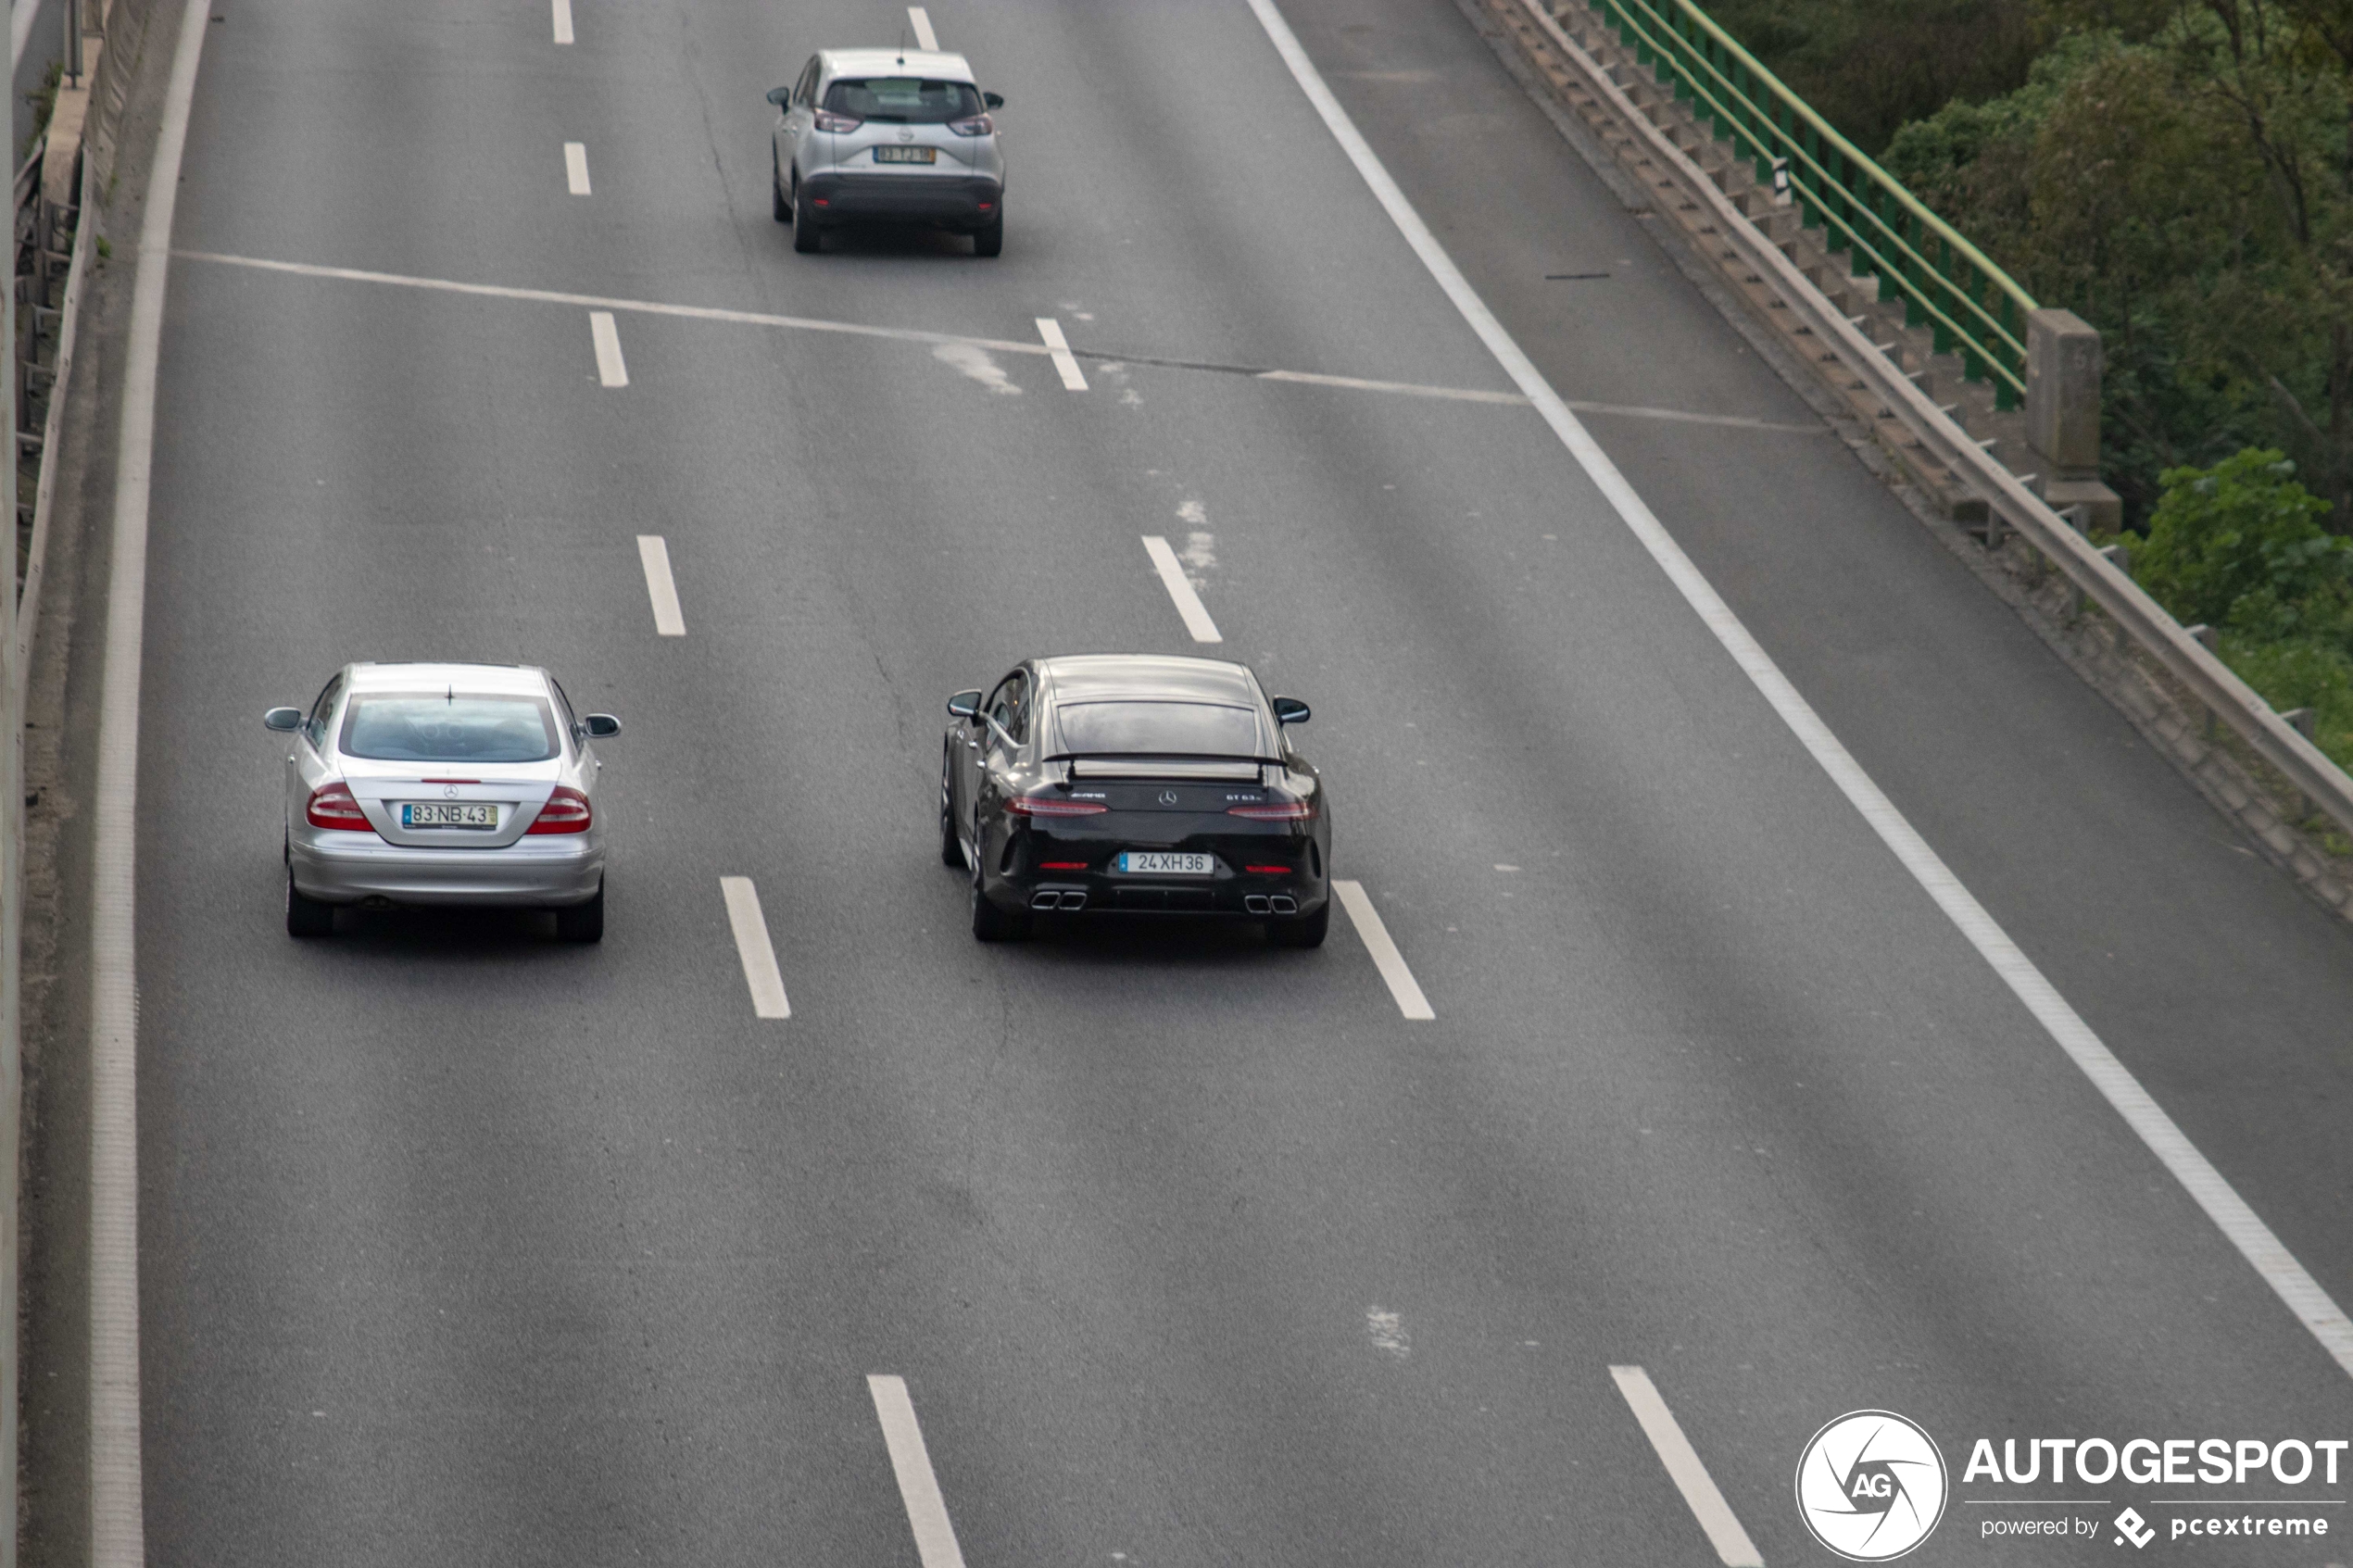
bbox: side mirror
[946,689,983,720]
[263,707,302,732]
[766,86,792,105]
[582,714,623,738]
[1271,696,1311,725]
[983,92,1004,109]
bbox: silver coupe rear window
[340,694,560,763]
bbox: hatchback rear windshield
[823,78,981,122]
[340,694,560,763]
[1055,702,1262,757]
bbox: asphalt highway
[103,0,2353,1562]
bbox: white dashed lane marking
[589,311,627,387]
[1035,317,1088,390]
[1610,1366,1765,1566]
[907,6,938,50]
[868,1375,969,1568]
[564,142,590,194]
[1140,535,1221,644]
[552,0,573,44]
[635,535,685,636]
[1333,881,1433,1020]
[720,877,791,1019]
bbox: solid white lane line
[1610,1367,1766,1566]
[867,1375,970,1568]
[907,6,938,51]
[635,535,685,636]
[179,254,1818,428]
[1246,0,2353,1377]
[93,8,210,1564]
[589,310,627,387]
[1141,535,1222,643]
[720,878,790,1019]
[1036,317,1088,391]
[1333,881,1434,1020]
[551,0,573,44]
[564,141,591,194]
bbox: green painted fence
[1589,0,2036,409]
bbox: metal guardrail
[17,148,94,708]
[1587,0,2036,409]
[1523,0,2353,846]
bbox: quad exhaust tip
[1030,889,1088,911]
[1269,895,1297,915]
[1244,895,1271,915]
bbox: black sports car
[940,654,1331,945]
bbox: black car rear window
[340,694,560,763]
[823,78,981,122]
[1055,702,1261,757]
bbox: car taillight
[305,783,374,832]
[813,109,862,132]
[1227,800,1315,821]
[1038,860,1088,871]
[947,112,993,136]
[1244,865,1293,874]
[1007,795,1108,817]
[527,786,593,834]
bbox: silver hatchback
[264,662,620,941]
[768,48,1006,255]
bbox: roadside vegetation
[1705,0,2353,771]
[21,61,62,162]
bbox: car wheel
[286,871,333,938]
[940,749,967,868]
[972,215,1003,257]
[970,852,1027,942]
[1266,901,1329,949]
[792,182,823,253]
[555,880,605,944]
[773,157,790,223]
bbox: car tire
[970,855,1027,942]
[792,182,823,253]
[1265,901,1329,949]
[972,215,1003,257]
[773,157,790,223]
[286,872,334,938]
[556,880,606,944]
[940,750,967,868]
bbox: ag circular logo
[1794,1410,1948,1561]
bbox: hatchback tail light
[813,108,862,132]
[528,786,594,834]
[1227,800,1315,821]
[305,783,374,832]
[1008,795,1108,817]
[947,112,994,137]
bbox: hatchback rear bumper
[802,172,1000,227]
[290,830,603,907]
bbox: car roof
[820,48,975,83]
[1038,655,1265,708]
[345,661,548,696]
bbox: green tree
[2126,447,2352,636]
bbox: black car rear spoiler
[1048,752,1280,781]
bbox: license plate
[1115,852,1214,876]
[400,802,497,830]
[874,145,937,163]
